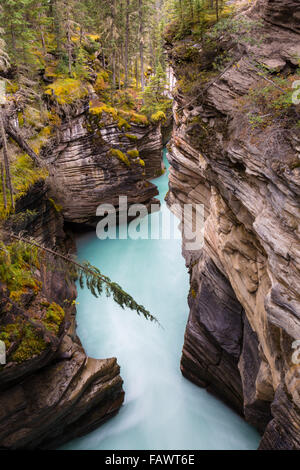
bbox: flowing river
[62,149,260,450]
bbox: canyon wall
[0,74,166,446]
[0,81,165,447]
[43,102,163,226]
[0,182,125,449]
[167,0,300,449]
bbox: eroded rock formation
[0,168,125,450]
[0,72,165,448]
[167,0,300,449]
[43,102,163,226]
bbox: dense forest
[0,0,233,214]
[0,0,228,92]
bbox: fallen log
[5,123,43,166]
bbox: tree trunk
[0,111,14,209]
[135,56,139,88]
[38,3,46,54]
[178,0,184,23]
[10,23,16,51]
[111,0,116,89]
[188,0,194,20]
[139,0,144,92]
[216,0,219,21]
[53,0,63,58]
[150,38,155,74]
[112,51,116,89]
[5,123,41,165]
[40,29,46,54]
[125,0,130,87]
[0,161,7,210]
[118,52,122,90]
[66,2,72,77]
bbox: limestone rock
[168,0,300,449]
[42,106,163,225]
[0,183,124,449]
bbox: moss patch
[0,240,41,299]
[0,322,47,363]
[151,111,166,123]
[238,72,300,130]
[43,302,65,334]
[125,134,138,141]
[0,153,48,220]
[108,148,131,167]
[89,103,131,131]
[94,71,109,94]
[45,78,88,105]
[48,198,63,213]
[127,149,139,159]
[11,324,47,363]
[120,110,149,126]
[29,126,52,155]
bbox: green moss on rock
[11,325,47,363]
[127,149,140,159]
[108,148,131,167]
[44,302,65,334]
[125,134,138,141]
[0,240,41,297]
[151,111,166,123]
[45,78,88,105]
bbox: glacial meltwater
[63,149,260,450]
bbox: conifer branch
[5,232,159,325]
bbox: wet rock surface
[0,77,166,447]
[167,0,300,449]
[0,165,125,449]
[43,104,163,225]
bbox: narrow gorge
[166,0,300,449]
[0,92,165,448]
[0,0,299,452]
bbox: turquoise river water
[63,149,260,450]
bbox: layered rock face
[0,341,124,449]
[167,0,300,449]
[262,0,300,33]
[1,78,165,447]
[43,103,163,225]
[0,184,124,449]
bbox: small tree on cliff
[3,232,159,325]
[142,63,169,115]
